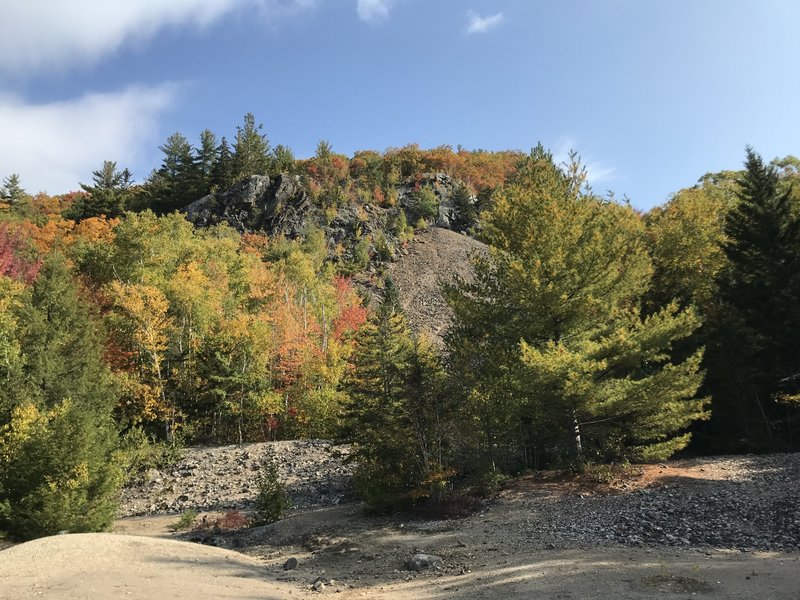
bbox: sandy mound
[0,533,294,599]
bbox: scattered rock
[118,440,355,517]
[284,557,299,571]
[407,553,444,571]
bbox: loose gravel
[118,440,355,517]
[119,446,799,553]
[501,454,800,552]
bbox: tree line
[1,127,798,534]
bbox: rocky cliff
[183,172,484,342]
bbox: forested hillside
[1,114,798,537]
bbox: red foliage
[331,275,367,339]
[0,224,41,283]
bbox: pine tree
[1,174,26,204]
[65,161,131,221]
[211,137,235,191]
[446,145,708,467]
[713,148,800,447]
[341,279,452,510]
[271,144,296,176]
[0,254,121,539]
[232,113,271,182]
[449,183,478,233]
[147,132,203,214]
[196,129,219,194]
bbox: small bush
[251,461,291,526]
[118,427,182,484]
[173,509,198,530]
[213,510,249,530]
[406,186,438,223]
[373,232,393,262]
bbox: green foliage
[406,186,439,223]
[373,232,393,262]
[391,209,413,242]
[449,183,478,233]
[0,254,121,540]
[117,427,182,483]
[271,144,296,175]
[173,509,198,530]
[196,129,219,191]
[645,184,731,311]
[65,161,132,221]
[341,283,454,512]
[232,113,271,182]
[211,137,235,192]
[251,461,290,525]
[706,148,800,449]
[1,174,26,205]
[446,145,708,470]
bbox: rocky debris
[386,227,487,345]
[118,440,355,517]
[120,442,799,556]
[406,553,444,571]
[283,557,299,571]
[503,454,800,553]
[311,576,327,591]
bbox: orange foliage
[331,275,367,339]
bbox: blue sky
[1,0,799,210]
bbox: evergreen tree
[0,254,121,539]
[446,145,708,468]
[232,113,271,182]
[64,161,131,221]
[712,148,800,447]
[449,183,478,233]
[211,136,235,191]
[195,129,219,194]
[341,279,452,511]
[146,132,203,214]
[271,144,296,176]
[1,174,26,204]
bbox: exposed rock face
[183,172,475,238]
[183,174,484,346]
[184,174,312,237]
[396,172,477,230]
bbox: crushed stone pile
[118,440,354,517]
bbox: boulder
[406,553,443,571]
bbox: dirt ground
[2,457,798,599]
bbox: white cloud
[0,0,318,74]
[465,10,504,34]
[553,137,617,188]
[357,0,393,22]
[0,86,176,195]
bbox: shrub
[213,510,249,530]
[173,509,198,530]
[251,461,290,525]
[406,186,438,223]
[117,427,182,484]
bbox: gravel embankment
[119,446,799,553]
[500,454,800,552]
[118,440,354,517]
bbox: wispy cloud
[465,10,504,34]
[553,136,617,188]
[0,86,176,194]
[357,0,393,22]
[0,0,317,75]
